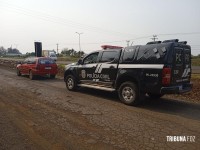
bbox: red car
[16,57,58,80]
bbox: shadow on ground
[78,87,200,121]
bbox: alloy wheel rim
[122,86,135,102]
[67,78,74,89]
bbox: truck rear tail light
[162,67,171,86]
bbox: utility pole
[130,41,134,46]
[151,35,158,41]
[126,40,130,47]
[56,43,59,54]
[75,32,83,52]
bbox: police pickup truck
[64,39,192,105]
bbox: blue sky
[0,0,200,55]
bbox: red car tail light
[162,67,171,86]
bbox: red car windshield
[38,58,55,64]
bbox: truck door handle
[92,64,98,68]
[110,66,115,69]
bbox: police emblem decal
[81,70,86,78]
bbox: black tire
[50,75,56,79]
[148,93,164,99]
[118,82,140,106]
[17,69,21,76]
[65,75,77,91]
[29,70,34,80]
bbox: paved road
[0,66,200,149]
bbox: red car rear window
[38,58,55,64]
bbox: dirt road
[0,66,200,150]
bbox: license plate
[45,67,51,70]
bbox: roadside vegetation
[191,73,200,79]
[191,56,200,66]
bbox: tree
[0,46,6,55]
[61,48,85,57]
[7,48,21,54]
[61,48,70,55]
[26,52,35,57]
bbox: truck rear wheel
[65,75,77,91]
[118,82,140,106]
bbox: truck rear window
[135,44,168,64]
[100,51,119,62]
[122,47,138,62]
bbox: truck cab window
[83,52,99,64]
[100,51,118,63]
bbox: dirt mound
[165,78,200,103]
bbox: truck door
[77,52,100,84]
[96,50,121,85]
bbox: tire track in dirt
[0,81,122,149]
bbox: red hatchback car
[16,57,58,80]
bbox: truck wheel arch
[64,70,78,82]
[116,75,139,90]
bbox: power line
[1,2,200,41]
[1,1,200,50]
[0,1,137,37]
[158,32,200,36]
[4,3,199,39]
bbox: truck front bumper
[160,83,193,94]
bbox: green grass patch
[191,74,200,79]
[57,64,65,69]
[192,57,200,66]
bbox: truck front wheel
[118,82,140,106]
[65,75,77,91]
